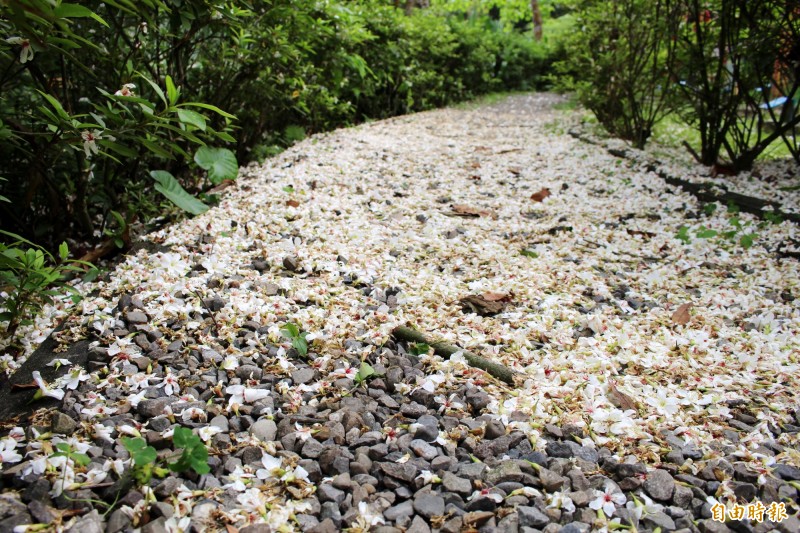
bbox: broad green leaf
[150,170,208,215]
[177,109,206,131]
[54,4,109,26]
[173,426,191,448]
[740,234,755,249]
[194,146,238,184]
[695,227,718,239]
[520,248,538,258]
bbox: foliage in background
[562,0,800,170]
[666,0,800,170]
[0,0,556,253]
[0,0,560,336]
[555,0,676,149]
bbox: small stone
[644,469,675,501]
[442,472,472,495]
[380,462,418,482]
[125,311,148,325]
[487,461,524,484]
[465,388,490,411]
[240,525,273,533]
[50,412,77,435]
[141,517,168,533]
[318,484,346,505]
[27,500,55,524]
[410,439,438,460]
[457,462,487,481]
[697,519,733,533]
[672,484,693,508]
[773,463,800,481]
[302,438,325,459]
[66,510,103,533]
[413,493,445,518]
[137,397,176,418]
[485,419,506,439]
[518,506,550,528]
[642,511,676,531]
[283,255,301,271]
[209,415,229,432]
[308,518,338,533]
[292,368,316,384]
[250,419,278,442]
[539,468,568,492]
[384,500,414,521]
[407,516,431,533]
[413,424,440,443]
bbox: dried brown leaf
[451,204,496,219]
[672,303,692,325]
[459,294,509,316]
[286,199,301,208]
[530,188,551,202]
[481,291,512,302]
[607,380,638,411]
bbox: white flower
[58,366,89,390]
[6,37,33,63]
[225,384,269,408]
[114,83,136,97]
[468,488,504,503]
[256,453,283,480]
[46,358,71,369]
[81,130,102,158]
[221,354,239,370]
[589,485,627,516]
[0,438,22,465]
[92,424,114,443]
[415,470,441,485]
[237,488,268,518]
[158,370,180,396]
[646,390,680,416]
[357,501,386,527]
[223,466,253,491]
[197,425,222,442]
[32,371,65,400]
[294,423,313,442]
[164,516,191,533]
[547,491,576,513]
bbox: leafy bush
[556,0,676,149]
[1,0,556,255]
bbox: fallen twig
[391,326,519,386]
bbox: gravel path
[1,93,799,533]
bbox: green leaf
[179,102,237,119]
[282,323,300,338]
[37,91,70,121]
[292,336,308,356]
[193,147,238,184]
[676,226,691,244]
[150,170,208,215]
[740,234,755,249]
[282,185,295,193]
[139,75,167,107]
[54,4,109,26]
[173,426,192,448]
[58,242,68,262]
[410,342,430,356]
[695,227,718,239]
[166,76,179,106]
[520,248,538,258]
[177,109,206,131]
[354,362,376,384]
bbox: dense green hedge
[0,0,556,249]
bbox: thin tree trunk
[531,0,543,40]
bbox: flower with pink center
[589,485,627,516]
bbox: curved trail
[1,94,799,532]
